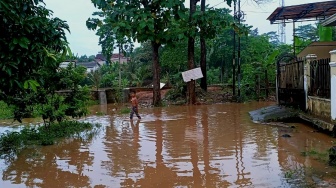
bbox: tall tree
[187,0,197,104]
[200,0,207,91]
[191,0,234,99]
[87,0,187,106]
[0,0,70,121]
[295,24,319,42]
[265,31,280,46]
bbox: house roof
[111,53,125,58]
[77,61,97,68]
[321,13,336,26]
[267,1,336,24]
[95,54,107,61]
[95,53,126,61]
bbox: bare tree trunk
[188,0,197,105]
[152,42,161,106]
[200,0,207,91]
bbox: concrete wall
[304,52,335,122]
[298,41,336,59]
[91,90,117,104]
[307,96,331,119]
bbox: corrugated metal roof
[77,61,97,68]
[267,1,336,24]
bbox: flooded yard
[1,102,336,187]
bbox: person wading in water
[130,91,141,120]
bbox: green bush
[0,101,14,119]
[0,121,99,157]
[120,107,131,114]
[207,68,221,85]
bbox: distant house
[77,61,102,73]
[59,60,77,68]
[60,53,130,73]
[95,54,107,63]
[95,53,130,64]
[110,53,130,63]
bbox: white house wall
[332,74,336,120]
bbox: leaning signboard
[181,67,203,82]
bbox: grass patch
[87,99,100,106]
[0,101,14,119]
[0,121,100,158]
[284,170,295,179]
[301,148,329,162]
[120,107,131,114]
[95,112,105,116]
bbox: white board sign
[151,82,166,89]
[182,67,203,82]
[160,83,165,89]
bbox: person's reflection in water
[120,120,141,186]
[131,120,140,148]
[124,108,177,187]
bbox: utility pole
[279,0,286,43]
[237,0,241,98]
[200,0,207,91]
[118,44,121,88]
[232,0,236,96]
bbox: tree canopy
[0,0,90,122]
[87,0,190,106]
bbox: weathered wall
[307,96,331,119]
[298,42,336,59]
[91,90,117,104]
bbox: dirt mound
[135,86,275,106]
[136,89,170,107]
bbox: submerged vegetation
[0,121,100,158]
[301,148,330,163]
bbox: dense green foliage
[0,0,91,122]
[0,101,13,120]
[83,6,295,101]
[87,0,190,106]
[0,121,99,158]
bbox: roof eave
[321,13,336,26]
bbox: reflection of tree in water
[162,109,190,160]
[198,107,230,188]
[231,105,252,187]
[102,117,142,177]
[121,106,233,187]
[2,137,93,187]
[121,108,178,187]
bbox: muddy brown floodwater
[1,102,336,187]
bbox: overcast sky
[44,0,328,56]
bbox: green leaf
[66,45,72,58]
[24,81,29,89]
[13,38,18,44]
[24,80,40,92]
[18,37,30,49]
